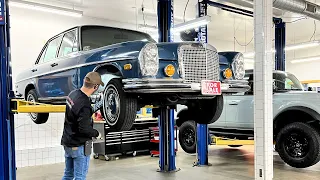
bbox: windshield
[81,26,156,50]
[273,72,303,91]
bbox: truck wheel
[101,79,137,131]
[179,120,196,154]
[26,89,49,124]
[276,122,320,168]
[191,95,223,124]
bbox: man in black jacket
[61,72,104,180]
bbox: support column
[158,108,177,172]
[194,0,210,167]
[253,0,273,180]
[0,0,16,180]
[157,0,179,173]
[274,18,286,71]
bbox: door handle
[229,100,240,105]
[51,63,58,67]
[31,69,37,72]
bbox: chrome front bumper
[122,79,250,94]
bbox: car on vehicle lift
[176,69,320,168]
[15,25,250,131]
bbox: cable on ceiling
[285,17,308,23]
[310,20,317,41]
[183,0,190,22]
[141,0,146,26]
[234,36,254,47]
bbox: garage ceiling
[12,0,320,50]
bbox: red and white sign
[201,80,221,95]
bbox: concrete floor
[17,145,320,180]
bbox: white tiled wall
[14,113,66,168]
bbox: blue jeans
[62,145,90,180]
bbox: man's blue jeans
[62,145,90,180]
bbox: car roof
[48,25,151,42]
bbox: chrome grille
[178,44,219,83]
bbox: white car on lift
[176,69,320,168]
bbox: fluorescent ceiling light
[284,40,320,51]
[138,24,158,32]
[291,56,320,64]
[172,16,211,33]
[9,0,83,18]
[243,40,320,58]
[139,8,192,22]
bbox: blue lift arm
[0,0,16,180]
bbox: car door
[224,93,241,128]
[35,35,63,98]
[233,95,254,129]
[49,28,80,98]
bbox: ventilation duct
[241,0,320,21]
[273,0,320,20]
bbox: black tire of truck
[26,89,49,124]
[275,122,320,168]
[179,120,197,154]
[190,95,224,124]
[101,79,137,131]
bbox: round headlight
[138,43,159,77]
[232,53,245,80]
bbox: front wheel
[276,122,320,168]
[101,79,137,131]
[178,120,196,154]
[26,89,49,124]
[189,95,224,124]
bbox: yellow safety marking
[212,137,276,146]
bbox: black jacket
[61,89,99,147]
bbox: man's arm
[77,105,99,138]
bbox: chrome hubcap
[103,85,120,126]
[27,94,37,120]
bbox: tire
[101,79,137,131]
[26,89,49,124]
[179,120,196,154]
[191,95,224,124]
[275,122,320,168]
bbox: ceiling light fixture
[172,16,211,33]
[284,40,320,51]
[243,40,320,58]
[9,0,83,18]
[291,56,320,64]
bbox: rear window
[81,26,155,50]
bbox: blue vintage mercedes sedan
[15,25,249,131]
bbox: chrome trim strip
[16,57,135,83]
